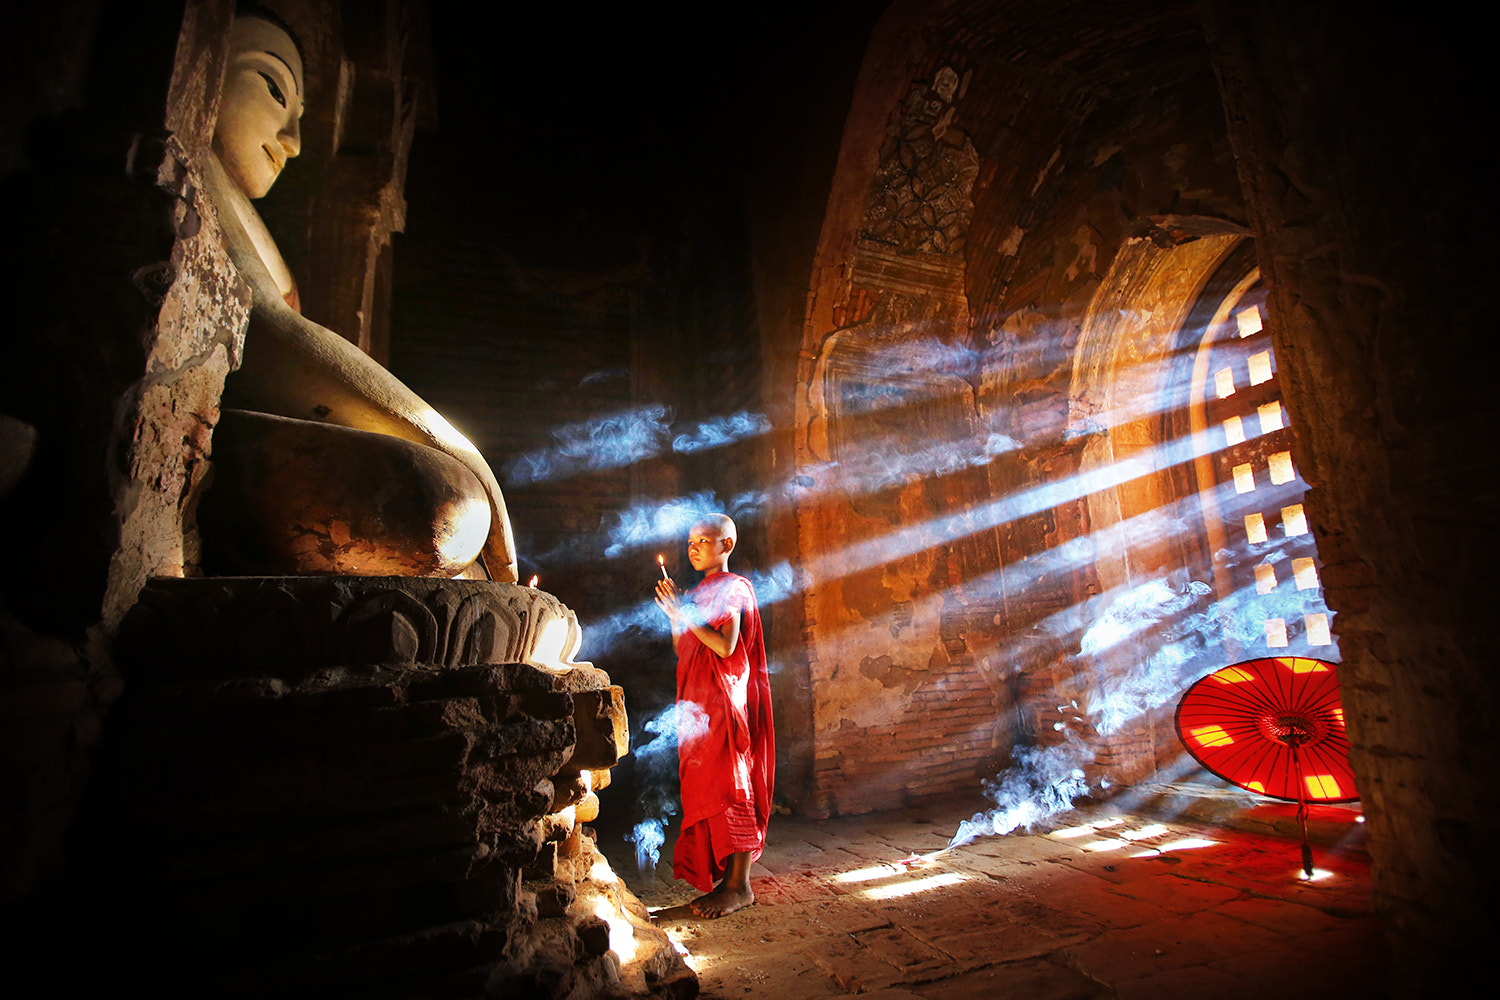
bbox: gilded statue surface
[198,14,517,581]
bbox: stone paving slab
[799,899,898,937]
[1156,917,1385,999]
[1110,961,1263,1000]
[908,957,1113,1000]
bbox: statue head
[213,13,305,199]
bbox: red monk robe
[673,572,775,892]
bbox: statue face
[213,17,305,199]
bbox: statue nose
[278,117,301,159]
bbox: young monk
[653,514,774,918]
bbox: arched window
[1191,279,1338,660]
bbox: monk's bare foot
[690,883,754,918]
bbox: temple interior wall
[0,0,1491,993]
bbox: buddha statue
[197,13,517,581]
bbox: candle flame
[528,575,539,588]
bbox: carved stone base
[108,577,694,998]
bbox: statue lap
[199,409,490,577]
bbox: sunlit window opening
[1192,280,1339,779]
[1257,400,1284,433]
[1248,350,1273,385]
[1282,504,1308,536]
[1235,304,1263,337]
[1265,617,1288,647]
[1224,415,1246,445]
[1215,367,1236,398]
[1268,451,1295,485]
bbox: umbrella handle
[1290,741,1314,877]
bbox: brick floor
[596,788,1381,999]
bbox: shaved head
[692,513,737,543]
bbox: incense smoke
[673,411,772,453]
[505,405,672,484]
[951,572,1227,849]
[603,491,725,558]
[1078,576,1216,736]
[951,731,1092,847]
[626,701,710,869]
[505,407,770,486]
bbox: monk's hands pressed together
[655,577,688,652]
[655,578,682,624]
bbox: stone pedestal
[110,577,695,998]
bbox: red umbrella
[1175,656,1357,874]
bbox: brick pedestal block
[105,576,693,998]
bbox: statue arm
[213,183,518,582]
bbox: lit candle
[528,575,539,588]
[657,554,669,580]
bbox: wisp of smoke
[504,407,770,486]
[603,491,736,558]
[745,561,796,607]
[950,575,1218,850]
[577,600,664,663]
[578,562,793,663]
[950,730,1093,848]
[1078,576,1216,736]
[626,701,711,869]
[627,819,667,871]
[505,405,673,485]
[672,411,771,454]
